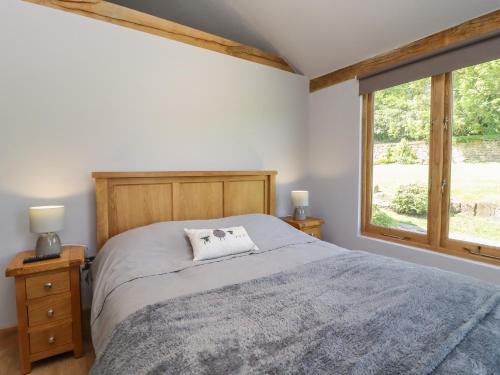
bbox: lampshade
[29,206,65,234]
[291,191,309,207]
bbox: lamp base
[293,206,307,221]
[35,233,62,257]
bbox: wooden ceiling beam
[310,10,500,92]
[24,0,295,73]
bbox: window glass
[371,78,431,233]
[449,59,500,247]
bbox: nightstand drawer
[25,271,70,299]
[303,226,321,239]
[280,216,324,240]
[28,293,71,327]
[29,321,73,354]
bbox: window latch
[381,233,410,241]
[464,246,500,261]
[440,179,447,193]
[443,116,449,130]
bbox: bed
[89,171,500,375]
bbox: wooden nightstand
[281,216,325,239]
[5,246,84,374]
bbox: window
[371,78,431,236]
[362,59,500,265]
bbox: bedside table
[5,246,84,374]
[281,216,325,239]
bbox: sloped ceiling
[110,0,500,78]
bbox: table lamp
[291,191,308,220]
[29,206,64,256]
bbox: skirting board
[0,325,17,337]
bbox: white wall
[308,79,500,285]
[0,0,309,327]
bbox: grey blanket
[91,250,500,375]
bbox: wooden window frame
[361,72,500,266]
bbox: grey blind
[358,33,500,95]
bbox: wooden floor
[0,311,95,375]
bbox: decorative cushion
[184,226,259,261]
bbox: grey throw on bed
[91,251,500,375]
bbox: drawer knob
[48,336,55,344]
[47,309,54,318]
[44,282,53,290]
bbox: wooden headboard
[92,171,277,249]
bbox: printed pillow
[184,226,259,261]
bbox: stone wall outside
[374,140,500,164]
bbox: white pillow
[184,226,259,261]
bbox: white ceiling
[111,0,500,78]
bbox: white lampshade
[291,191,309,207]
[29,206,65,234]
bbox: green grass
[372,206,398,228]
[373,163,500,204]
[449,163,500,204]
[372,162,500,246]
[373,207,500,246]
[449,214,500,246]
[373,134,500,144]
[372,206,426,232]
[452,134,500,144]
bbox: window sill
[360,230,500,267]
